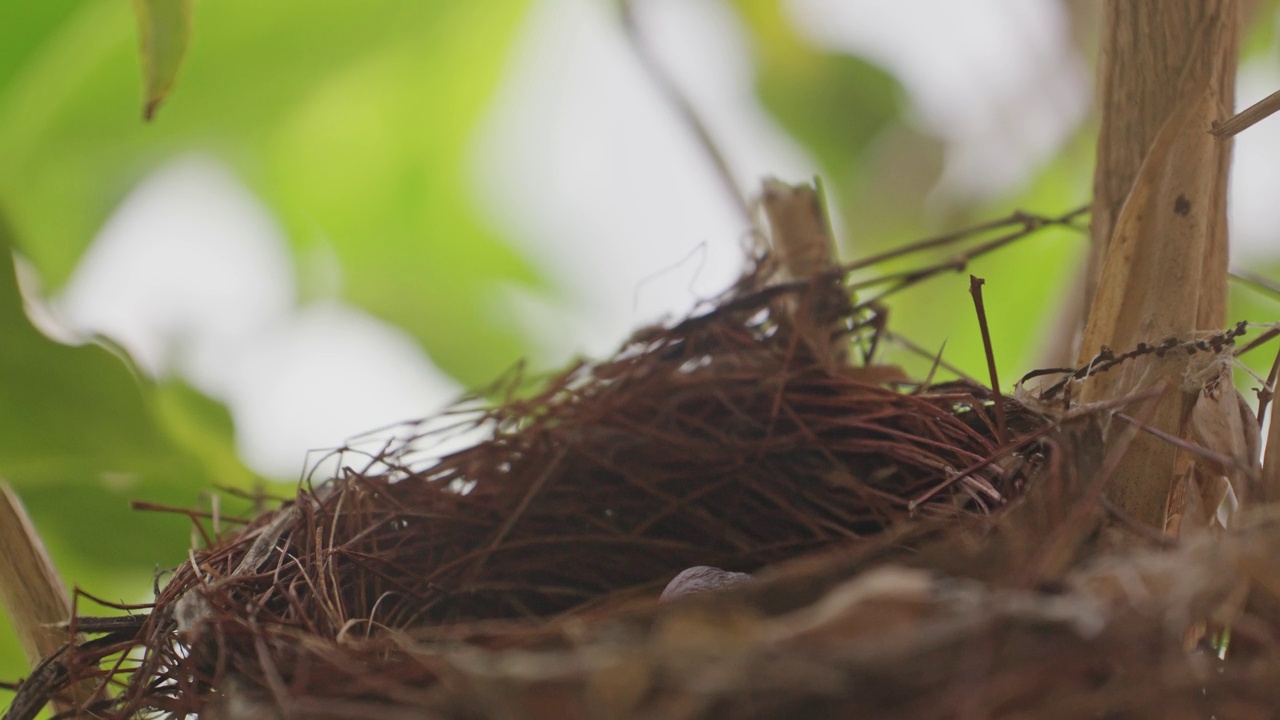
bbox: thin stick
[619,1,750,222]
[1112,412,1240,471]
[847,211,1086,309]
[1260,337,1280,504]
[969,276,1007,446]
[1236,326,1280,358]
[839,206,1088,274]
[1211,86,1280,138]
[1257,340,1280,422]
[883,331,979,384]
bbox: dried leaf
[759,178,848,366]
[760,178,836,283]
[1188,362,1260,514]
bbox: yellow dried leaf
[1188,363,1259,511]
[760,178,836,282]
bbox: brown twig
[969,275,1007,447]
[1211,86,1280,138]
[839,206,1089,274]
[618,0,750,222]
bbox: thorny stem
[1028,321,1250,400]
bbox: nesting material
[10,207,1276,719]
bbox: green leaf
[152,380,257,490]
[0,208,259,690]
[0,263,250,700]
[0,0,540,389]
[263,16,541,386]
[0,199,263,507]
[1241,0,1280,59]
[0,0,82,94]
[1230,258,1280,388]
[131,0,193,120]
[0,211,171,488]
[728,0,932,258]
[731,0,903,179]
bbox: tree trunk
[1087,1,1236,331]
[1080,1,1239,529]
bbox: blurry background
[3,0,1280,688]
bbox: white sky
[36,0,1280,478]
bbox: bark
[1081,1,1239,529]
[1087,1,1236,332]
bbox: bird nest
[10,207,1280,720]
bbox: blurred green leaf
[0,209,254,689]
[840,122,947,249]
[0,0,534,690]
[728,0,940,262]
[0,205,256,531]
[19,481,196,575]
[0,215,168,488]
[131,0,193,120]
[0,0,538,388]
[152,380,257,489]
[1230,261,1280,389]
[263,4,540,386]
[0,1,82,93]
[731,0,903,178]
[1242,0,1280,58]
[877,130,1094,382]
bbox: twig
[1112,412,1240,472]
[884,331,979,384]
[1211,87,1280,138]
[1031,321,1250,399]
[1256,340,1280,422]
[969,275,1007,446]
[840,206,1088,275]
[618,0,750,222]
[1235,325,1280,358]
[847,208,1088,310]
